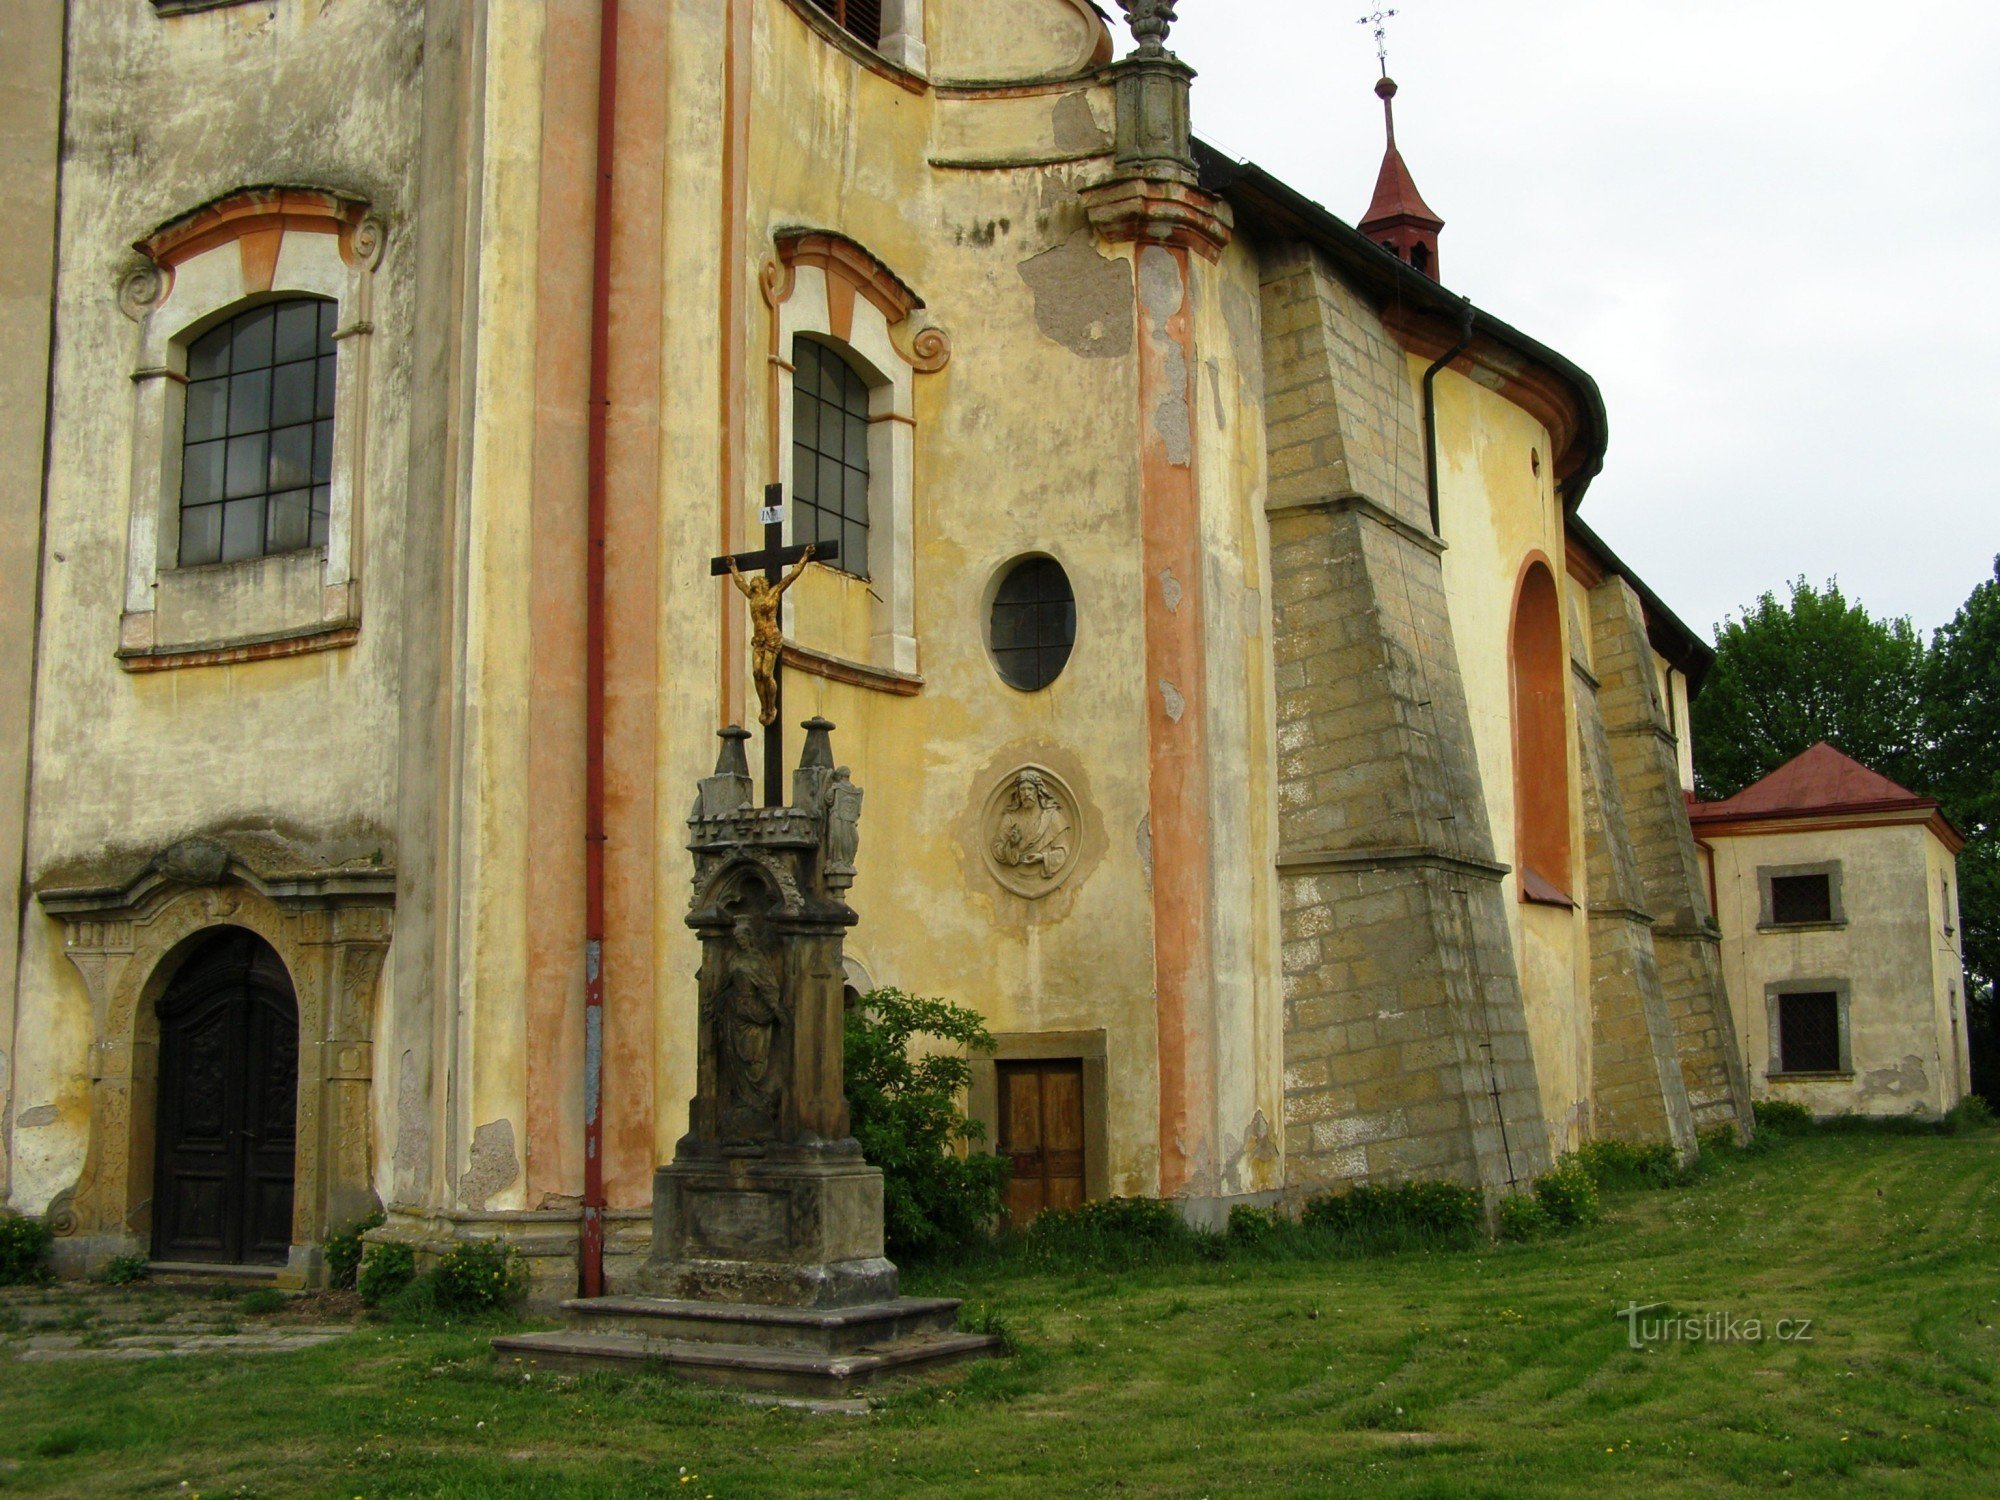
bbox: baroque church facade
[0,0,1751,1293]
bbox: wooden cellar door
[998,1059,1086,1228]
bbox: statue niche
[701,885,788,1147]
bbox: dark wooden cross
[710,483,838,807]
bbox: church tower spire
[1357,73,1445,280]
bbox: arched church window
[178,298,338,567]
[1510,558,1572,903]
[808,0,882,48]
[989,556,1077,692]
[792,335,872,581]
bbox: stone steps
[493,1315,1002,1396]
[552,1293,967,1354]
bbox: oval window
[989,556,1077,692]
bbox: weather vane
[1357,7,1397,74]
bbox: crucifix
[710,482,838,806]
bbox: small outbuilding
[1690,744,1970,1119]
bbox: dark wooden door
[998,1060,1086,1228]
[154,931,298,1265]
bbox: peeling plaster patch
[1050,91,1111,154]
[393,1050,426,1195]
[17,1105,57,1129]
[1158,567,1183,613]
[1136,815,1153,886]
[1242,586,1264,640]
[1137,244,1184,321]
[1018,231,1132,359]
[1159,680,1186,723]
[457,1119,519,1212]
[1862,1054,1928,1098]
[1207,357,1225,429]
[1153,341,1193,468]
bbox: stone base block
[639,1155,894,1309]
[493,1293,1002,1397]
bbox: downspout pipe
[1422,294,1475,538]
[580,0,620,1300]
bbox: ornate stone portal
[496,721,1000,1393]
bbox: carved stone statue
[728,544,814,725]
[703,914,786,1144]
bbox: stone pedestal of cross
[710,483,838,807]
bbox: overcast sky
[1165,0,1999,638]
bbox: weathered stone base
[494,1294,1002,1397]
[639,1154,895,1309]
[1656,926,1755,1139]
[369,1206,652,1310]
[1586,912,1699,1156]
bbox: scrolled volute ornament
[1119,0,1179,56]
[349,212,389,271]
[117,262,169,323]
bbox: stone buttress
[1573,647,1699,1154]
[1588,577,1753,1138]
[1260,244,1551,1199]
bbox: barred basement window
[989,556,1077,692]
[1777,991,1842,1074]
[809,0,882,47]
[1770,873,1833,926]
[178,298,337,566]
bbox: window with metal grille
[179,298,337,567]
[808,0,882,48]
[791,336,871,581]
[1770,873,1833,925]
[989,557,1077,692]
[1778,992,1842,1073]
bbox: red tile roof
[1688,741,1929,822]
[1685,741,1965,853]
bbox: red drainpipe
[580,0,620,1300]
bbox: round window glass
[989,556,1076,692]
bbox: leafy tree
[843,987,1007,1258]
[1692,577,1928,801]
[1924,559,2000,1092]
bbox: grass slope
[3,1132,1997,1498]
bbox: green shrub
[1942,1095,1997,1134]
[356,1241,416,1306]
[844,987,1008,1258]
[1534,1160,1602,1229]
[1753,1099,1815,1134]
[1496,1194,1548,1242]
[430,1240,527,1315]
[1570,1139,1684,1192]
[238,1289,288,1316]
[1018,1196,1211,1269]
[1300,1180,1483,1250]
[91,1254,150,1286]
[324,1210,385,1292]
[1226,1203,1285,1245]
[0,1213,53,1286]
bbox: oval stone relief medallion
[982,766,1082,899]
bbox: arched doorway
[152,929,300,1265]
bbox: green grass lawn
[4,1131,1998,1498]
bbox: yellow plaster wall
[1430,365,1591,1154]
[1710,822,1959,1117]
[631,0,1282,1198]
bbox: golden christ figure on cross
[729,543,814,726]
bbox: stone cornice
[1081,176,1234,262]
